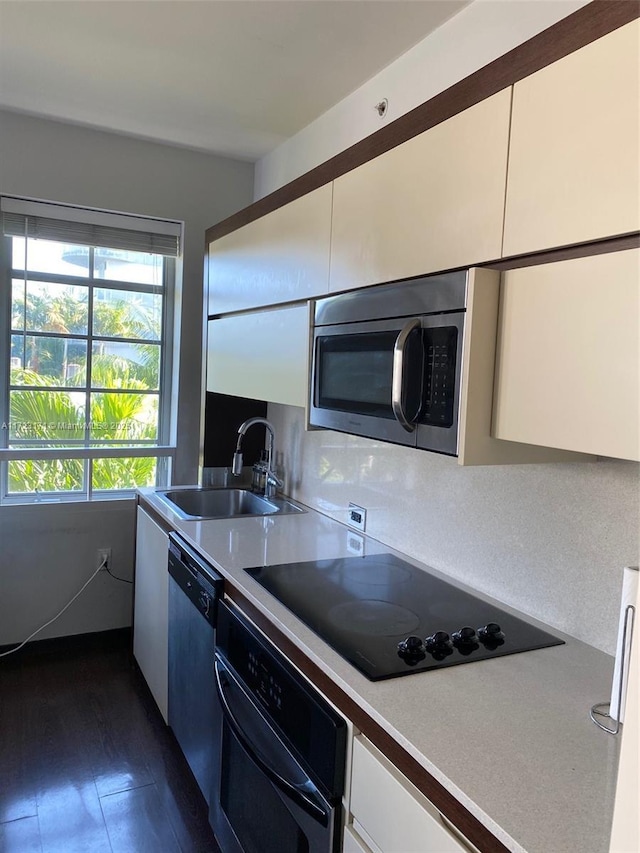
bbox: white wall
[270,404,639,656]
[0,501,136,645]
[0,110,254,644]
[254,0,588,198]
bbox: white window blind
[1,197,181,257]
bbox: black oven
[310,271,467,455]
[210,601,346,853]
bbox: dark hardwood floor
[0,630,221,853]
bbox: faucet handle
[231,451,243,476]
[266,470,284,488]
[264,469,284,498]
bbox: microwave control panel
[421,326,458,427]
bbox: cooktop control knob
[397,635,426,664]
[451,626,476,645]
[477,622,505,648]
[424,631,451,650]
[478,622,502,639]
[397,635,425,655]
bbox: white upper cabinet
[206,303,310,408]
[493,249,640,461]
[503,20,640,256]
[329,88,511,293]
[208,184,332,315]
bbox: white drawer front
[343,824,380,853]
[350,736,473,853]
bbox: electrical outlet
[347,503,366,532]
[347,531,365,556]
[97,548,111,571]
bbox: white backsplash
[269,403,639,656]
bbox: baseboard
[0,626,132,660]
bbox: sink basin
[155,487,304,520]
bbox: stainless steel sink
[155,487,305,520]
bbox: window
[0,197,181,501]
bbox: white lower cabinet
[347,736,476,853]
[344,824,379,853]
[133,506,169,722]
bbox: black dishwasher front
[168,533,224,805]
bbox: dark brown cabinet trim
[206,0,639,246]
[482,233,640,272]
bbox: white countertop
[139,487,620,853]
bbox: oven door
[210,657,339,853]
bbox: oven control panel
[247,649,284,712]
[216,600,347,797]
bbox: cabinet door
[503,20,640,256]
[493,249,640,461]
[609,580,639,852]
[208,184,332,314]
[133,506,169,722]
[329,88,511,293]
[206,304,310,407]
[349,736,475,853]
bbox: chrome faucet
[232,417,283,498]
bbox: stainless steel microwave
[309,271,470,455]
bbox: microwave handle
[392,318,421,432]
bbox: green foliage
[9,458,85,493]
[91,457,157,490]
[9,289,162,494]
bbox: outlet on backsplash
[348,503,367,532]
[347,531,365,556]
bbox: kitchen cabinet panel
[344,824,380,853]
[349,735,474,853]
[208,184,332,314]
[133,506,169,722]
[503,20,640,256]
[329,88,511,293]
[458,268,588,466]
[493,249,640,461]
[609,579,639,852]
[206,303,310,407]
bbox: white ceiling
[0,0,470,161]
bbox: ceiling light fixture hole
[375,98,388,118]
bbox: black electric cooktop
[245,553,564,681]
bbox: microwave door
[310,317,422,447]
[414,312,465,456]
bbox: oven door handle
[392,317,421,432]
[214,659,329,827]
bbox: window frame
[0,210,179,503]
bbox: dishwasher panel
[168,533,224,806]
